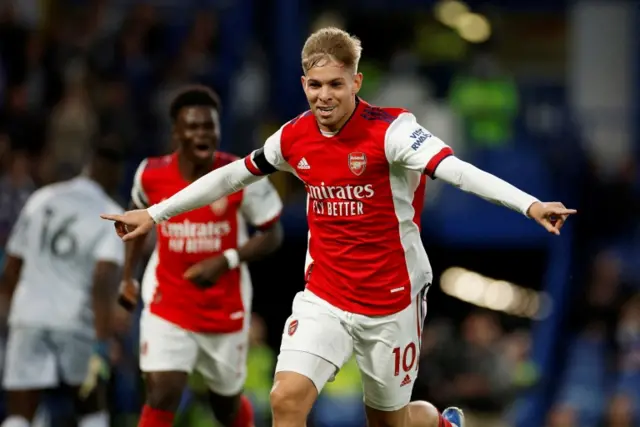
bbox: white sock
[78,411,109,427]
[1,416,30,427]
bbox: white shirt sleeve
[147,159,266,223]
[385,112,454,177]
[130,159,149,208]
[240,178,283,228]
[434,156,539,216]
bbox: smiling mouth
[317,106,336,116]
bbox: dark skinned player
[120,86,283,427]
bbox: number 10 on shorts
[392,342,417,376]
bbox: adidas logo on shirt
[297,157,310,170]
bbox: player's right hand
[100,209,154,241]
[527,201,577,235]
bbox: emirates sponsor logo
[160,220,231,253]
[306,182,374,200]
[306,182,375,217]
[160,220,231,238]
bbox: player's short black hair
[169,85,221,122]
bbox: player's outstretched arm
[101,159,266,241]
[387,112,576,235]
[433,156,576,235]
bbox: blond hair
[301,27,362,74]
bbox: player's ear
[300,75,307,91]
[353,72,363,95]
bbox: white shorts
[275,289,428,412]
[139,310,249,396]
[3,327,93,390]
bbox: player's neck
[177,154,213,182]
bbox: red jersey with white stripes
[245,99,453,316]
[132,151,282,333]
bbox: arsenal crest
[288,319,299,336]
[210,197,228,215]
[348,152,367,176]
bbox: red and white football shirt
[245,99,452,316]
[132,151,282,333]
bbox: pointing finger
[550,208,577,215]
[101,213,125,222]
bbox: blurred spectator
[47,61,97,180]
[451,311,513,427]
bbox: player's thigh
[139,310,199,373]
[193,327,249,397]
[3,327,58,390]
[354,292,427,412]
[276,290,353,392]
[50,330,94,386]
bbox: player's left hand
[183,255,229,288]
[527,201,577,235]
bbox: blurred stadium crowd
[0,0,639,426]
